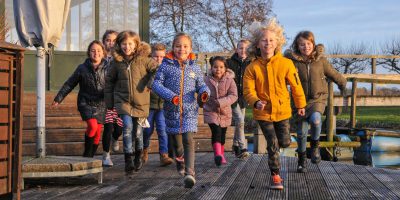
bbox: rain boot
[125,153,135,173]
[213,142,222,166]
[297,151,307,173]
[134,149,143,171]
[220,144,227,164]
[83,135,94,157]
[142,148,149,164]
[91,144,99,157]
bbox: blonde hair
[172,32,193,48]
[114,30,141,57]
[237,39,251,48]
[248,18,286,58]
[151,43,166,52]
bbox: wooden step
[22,139,234,156]
[22,126,234,143]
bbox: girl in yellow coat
[243,19,306,190]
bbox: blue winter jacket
[152,52,210,134]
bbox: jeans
[296,112,322,153]
[170,132,195,176]
[258,119,291,175]
[232,104,247,149]
[121,115,143,154]
[143,109,169,154]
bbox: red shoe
[270,174,283,190]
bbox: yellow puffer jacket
[243,52,306,122]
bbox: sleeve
[323,58,347,91]
[217,79,238,107]
[53,65,81,103]
[145,58,159,89]
[285,61,307,109]
[243,65,259,107]
[152,63,177,102]
[195,66,210,96]
[104,62,117,109]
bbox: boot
[91,144,99,157]
[220,144,227,164]
[102,152,113,167]
[83,135,94,157]
[160,153,174,166]
[297,151,307,173]
[142,148,149,164]
[213,143,222,166]
[124,153,135,173]
[310,139,321,164]
[134,149,143,171]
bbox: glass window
[5,0,140,51]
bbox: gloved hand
[172,96,179,106]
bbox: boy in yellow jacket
[243,19,306,190]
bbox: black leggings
[208,123,227,145]
[102,123,123,152]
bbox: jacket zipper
[179,63,185,134]
[307,63,311,98]
[126,61,133,116]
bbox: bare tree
[202,0,272,51]
[0,7,8,41]
[150,0,206,50]
[378,37,400,74]
[327,42,370,74]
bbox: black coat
[226,53,251,108]
[54,58,107,123]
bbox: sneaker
[184,175,196,188]
[102,152,113,167]
[270,174,283,190]
[238,149,250,159]
[111,137,119,152]
[176,156,185,176]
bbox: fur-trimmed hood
[113,41,151,62]
[207,68,235,80]
[284,44,325,63]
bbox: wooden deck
[21,153,400,200]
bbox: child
[226,39,251,159]
[203,56,238,166]
[243,19,306,190]
[142,43,174,166]
[152,32,210,188]
[285,31,346,173]
[104,31,158,173]
[101,30,123,167]
[53,40,107,158]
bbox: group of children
[52,17,346,190]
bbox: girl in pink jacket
[203,56,238,166]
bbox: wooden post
[371,58,376,96]
[94,0,99,41]
[350,79,358,129]
[326,81,334,142]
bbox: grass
[244,106,400,130]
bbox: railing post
[326,81,334,142]
[350,79,358,129]
[371,58,376,96]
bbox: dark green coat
[226,53,251,109]
[104,42,158,117]
[285,44,347,118]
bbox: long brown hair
[291,31,316,55]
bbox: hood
[207,68,235,79]
[113,41,151,62]
[284,44,325,63]
[164,51,196,61]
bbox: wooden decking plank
[200,155,248,200]
[244,155,270,200]
[332,162,376,199]
[347,164,399,200]
[318,161,353,200]
[367,167,400,198]
[221,154,262,200]
[286,156,310,200]
[305,160,332,200]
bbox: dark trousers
[257,119,291,175]
[208,123,227,145]
[102,123,123,152]
[170,132,195,176]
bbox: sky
[273,0,400,51]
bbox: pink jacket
[203,69,238,127]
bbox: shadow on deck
[21,153,400,200]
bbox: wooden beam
[371,58,376,96]
[342,74,400,84]
[350,80,357,129]
[326,54,400,59]
[326,81,334,143]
